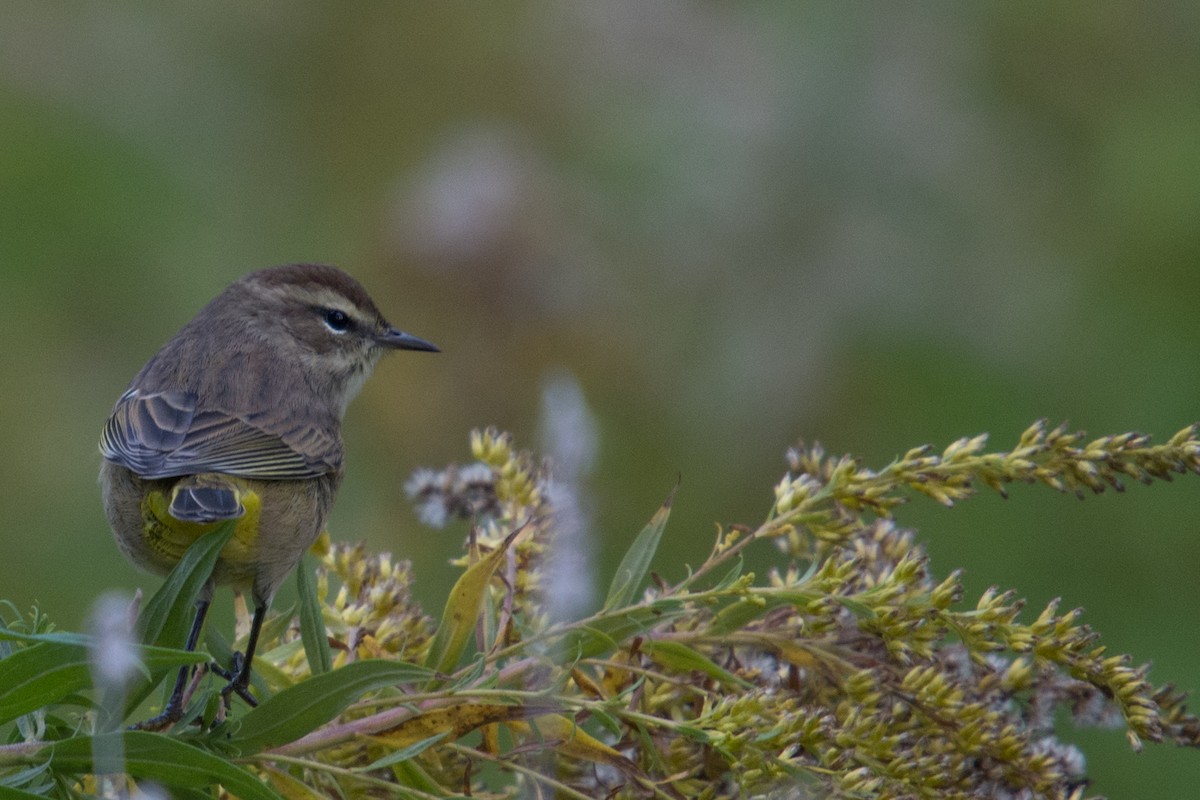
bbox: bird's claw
[217,651,258,708]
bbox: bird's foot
[214,651,259,708]
[130,703,184,732]
[130,662,207,731]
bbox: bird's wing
[100,388,341,480]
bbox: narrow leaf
[709,588,819,636]
[0,643,92,725]
[373,703,544,749]
[0,787,49,800]
[205,625,234,673]
[554,599,687,661]
[0,633,203,726]
[388,758,459,797]
[509,714,631,769]
[711,556,745,591]
[229,659,432,754]
[589,706,622,738]
[641,640,752,688]
[603,484,677,611]
[261,765,331,800]
[255,604,297,650]
[710,597,785,636]
[138,644,211,672]
[0,759,51,790]
[424,527,522,676]
[357,733,448,771]
[122,524,236,720]
[834,596,876,620]
[49,732,281,800]
[137,521,237,648]
[0,629,93,647]
[296,556,331,676]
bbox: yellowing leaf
[509,714,632,771]
[424,527,522,676]
[262,765,328,800]
[373,703,540,749]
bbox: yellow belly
[140,486,264,568]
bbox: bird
[99,263,437,725]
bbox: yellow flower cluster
[470,427,543,513]
[311,542,433,668]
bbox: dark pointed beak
[379,328,440,352]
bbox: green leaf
[710,597,784,636]
[445,653,488,691]
[190,626,273,715]
[138,644,211,672]
[389,757,462,798]
[0,786,50,800]
[673,723,714,744]
[49,732,281,800]
[555,599,687,661]
[0,642,92,725]
[0,629,92,647]
[171,789,226,800]
[205,625,234,673]
[711,556,745,591]
[296,556,331,676]
[424,527,521,677]
[0,633,201,695]
[3,630,196,658]
[229,659,433,754]
[588,706,623,738]
[834,596,877,620]
[137,521,237,648]
[710,587,820,636]
[122,523,236,720]
[255,605,297,651]
[357,733,448,771]
[0,758,50,791]
[603,484,677,611]
[640,640,752,689]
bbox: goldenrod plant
[1,422,1198,798]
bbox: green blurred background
[2,3,1199,794]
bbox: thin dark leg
[221,602,266,707]
[132,598,210,730]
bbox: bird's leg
[220,602,265,708]
[132,598,210,731]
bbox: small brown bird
[99,264,437,723]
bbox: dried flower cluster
[234,422,1200,798]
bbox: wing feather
[100,389,340,480]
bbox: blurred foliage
[2,426,1199,798]
[2,3,1200,795]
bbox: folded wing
[100,388,341,480]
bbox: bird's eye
[322,308,352,333]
